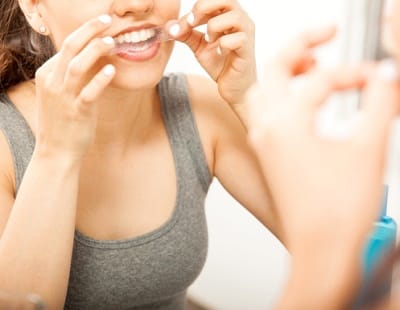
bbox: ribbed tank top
[0,74,212,310]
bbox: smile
[112,27,163,61]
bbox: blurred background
[165,0,400,309]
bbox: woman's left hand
[167,0,256,107]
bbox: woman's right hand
[33,15,116,162]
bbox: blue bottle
[355,185,397,308]
[362,186,397,280]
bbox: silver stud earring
[39,25,47,34]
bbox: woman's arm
[0,135,81,308]
[186,74,284,242]
[167,0,285,241]
[0,13,117,308]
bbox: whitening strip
[113,26,174,46]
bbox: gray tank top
[0,74,212,310]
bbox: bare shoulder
[184,74,247,176]
[185,74,247,142]
[185,74,222,105]
[185,74,232,118]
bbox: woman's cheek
[159,0,180,20]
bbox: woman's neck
[88,86,160,155]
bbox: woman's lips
[111,26,172,62]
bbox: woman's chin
[110,67,166,91]
[107,46,173,91]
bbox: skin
[384,0,400,61]
[0,0,284,308]
[243,1,400,308]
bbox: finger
[78,64,116,108]
[166,18,208,55]
[186,0,241,27]
[217,32,252,59]
[294,66,368,114]
[53,14,113,83]
[204,10,253,44]
[360,59,400,141]
[34,54,61,87]
[64,36,115,93]
[292,52,317,76]
[259,26,337,99]
[276,25,337,78]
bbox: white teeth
[131,32,140,42]
[139,29,148,41]
[115,28,156,44]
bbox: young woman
[0,0,308,309]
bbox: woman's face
[37,0,181,90]
[384,0,400,60]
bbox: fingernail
[169,23,180,37]
[204,33,210,43]
[103,64,115,76]
[217,46,222,56]
[187,12,195,26]
[98,14,112,24]
[102,36,114,45]
[378,59,400,81]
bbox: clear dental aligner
[113,26,173,49]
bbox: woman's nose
[112,0,154,17]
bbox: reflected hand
[247,59,400,255]
[246,58,400,307]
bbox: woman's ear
[18,0,48,34]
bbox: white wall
[166,1,377,309]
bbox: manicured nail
[102,36,114,45]
[186,12,195,26]
[378,59,400,81]
[98,14,112,24]
[103,64,115,76]
[204,33,210,43]
[169,24,181,37]
[217,46,222,56]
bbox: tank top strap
[157,74,212,192]
[0,93,35,192]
